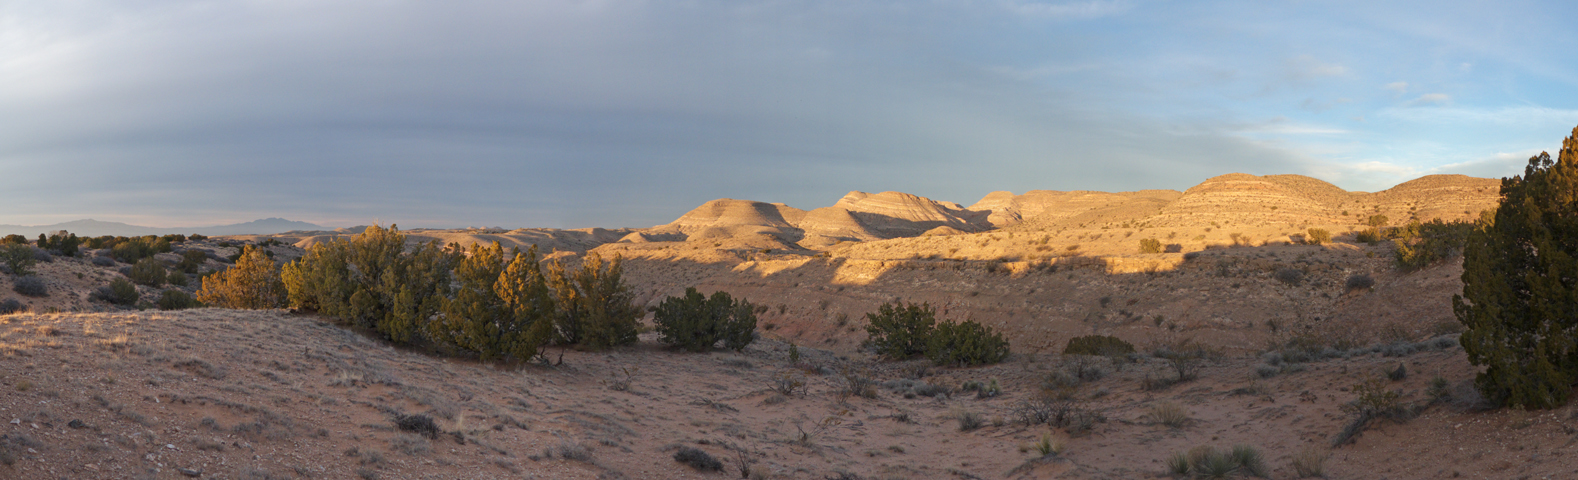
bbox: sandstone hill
[2,171,1568,480]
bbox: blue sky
[3,0,1575,229]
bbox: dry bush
[1149,401,1189,428]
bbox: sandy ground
[0,307,1575,480]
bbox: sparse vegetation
[1305,228,1330,245]
[1139,238,1163,254]
[1063,335,1134,356]
[11,276,46,297]
[674,447,723,471]
[1344,274,1374,291]
[1165,445,1266,479]
[1149,401,1189,428]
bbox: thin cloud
[1403,93,1452,107]
[1384,81,1409,95]
[1002,0,1133,19]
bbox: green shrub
[1138,238,1162,254]
[1,244,37,276]
[12,276,46,297]
[545,253,642,349]
[0,235,27,245]
[281,224,453,343]
[40,232,80,257]
[129,257,167,286]
[0,298,23,315]
[864,301,936,360]
[1306,228,1331,245]
[157,289,198,310]
[1456,131,1578,409]
[177,249,208,273]
[1394,219,1473,271]
[167,270,188,287]
[95,278,139,305]
[111,236,166,263]
[429,243,556,361]
[1063,335,1135,356]
[654,287,758,352]
[197,246,286,309]
[926,319,1010,367]
[1354,228,1382,244]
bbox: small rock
[68,419,86,429]
[166,444,176,450]
[179,467,201,477]
[8,419,18,425]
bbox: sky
[3,0,1577,229]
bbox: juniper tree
[1455,125,1578,409]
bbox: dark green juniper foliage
[653,287,757,352]
[282,224,455,344]
[1455,125,1578,409]
[1393,219,1474,271]
[865,301,1010,366]
[545,253,643,350]
[430,243,558,362]
[926,319,1010,367]
[1,244,37,276]
[864,301,937,360]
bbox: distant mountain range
[0,218,328,238]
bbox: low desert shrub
[393,413,440,439]
[1274,268,1305,286]
[167,270,189,287]
[157,290,198,311]
[12,276,46,297]
[1063,335,1135,356]
[1032,433,1061,456]
[926,319,1010,367]
[1167,445,1264,478]
[1345,274,1374,291]
[673,447,723,472]
[1355,228,1383,244]
[1138,238,1163,254]
[1149,401,1189,428]
[1,244,37,276]
[654,287,758,352]
[0,298,24,315]
[94,278,139,305]
[1333,378,1412,446]
[1290,447,1326,478]
[177,249,208,273]
[1306,228,1331,245]
[957,411,985,432]
[864,301,937,360]
[91,256,117,267]
[129,257,167,286]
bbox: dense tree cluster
[1456,126,1578,409]
[278,225,643,363]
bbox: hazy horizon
[5,1,1575,229]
